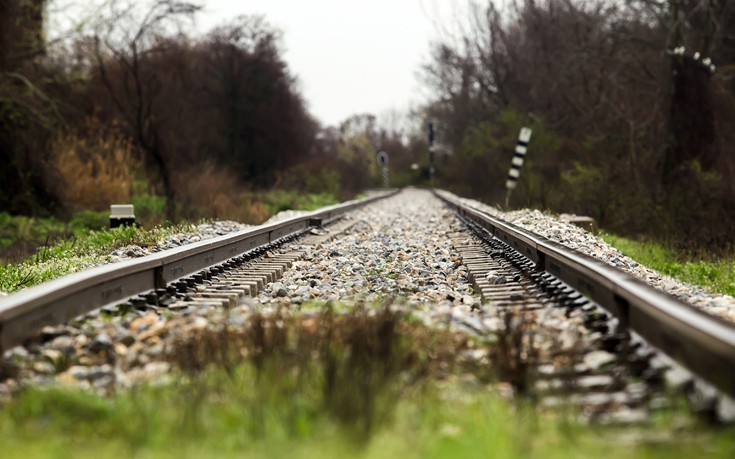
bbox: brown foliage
[88,13,317,201]
[166,304,461,438]
[174,165,270,223]
[54,121,139,211]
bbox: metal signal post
[377,151,390,188]
[428,122,436,184]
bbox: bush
[279,164,341,197]
[54,121,140,211]
[69,210,109,232]
[259,190,338,215]
[131,194,168,227]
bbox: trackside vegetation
[603,234,735,297]
[0,223,194,294]
[1,305,734,458]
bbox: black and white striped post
[505,127,532,208]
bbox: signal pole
[428,121,436,184]
[377,151,389,188]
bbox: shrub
[54,121,140,211]
[175,165,271,224]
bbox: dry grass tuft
[54,120,139,211]
[488,309,541,395]
[175,165,271,223]
[165,302,472,439]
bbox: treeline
[421,0,735,254]
[3,0,734,254]
[0,0,405,224]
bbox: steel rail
[0,191,398,353]
[435,189,735,399]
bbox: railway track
[0,191,397,353]
[1,188,734,421]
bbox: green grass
[259,190,339,214]
[602,234,735,296]
[0,223,195,294]
[1,363,733,458]
[0,211,108,253]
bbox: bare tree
[92,0,200,219]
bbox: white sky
[195,0,467,127]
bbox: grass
[602,234,735,296]
[258,190,340,214]
[0,211,108,254]
[4,378,733,459]
[0,223,195,294]
[1,304,734,458]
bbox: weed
[165,301,452,441]
[485,308,541,395]
[174,165,272,224]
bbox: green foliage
[559,162,617,224]
[260,190,339,214]
[68,210,109,232]
[131,194,167,227]
[0,213,65,252]
[280,165,341,197]
[460,121,501,159]
[602,234,735,296]
[0,222,194,294]
[0,209,118,262]
[0,98,28,127]
[443,109,565,206]
[654,161,730,253]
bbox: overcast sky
[195,0,467,127]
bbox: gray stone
[486,273,507,285]
[583,350,617,370]
[32,361,56,374]
[66,365,91,380]
[90,333,114,353]
[48,336,75,354]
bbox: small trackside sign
[377,151,389,167]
